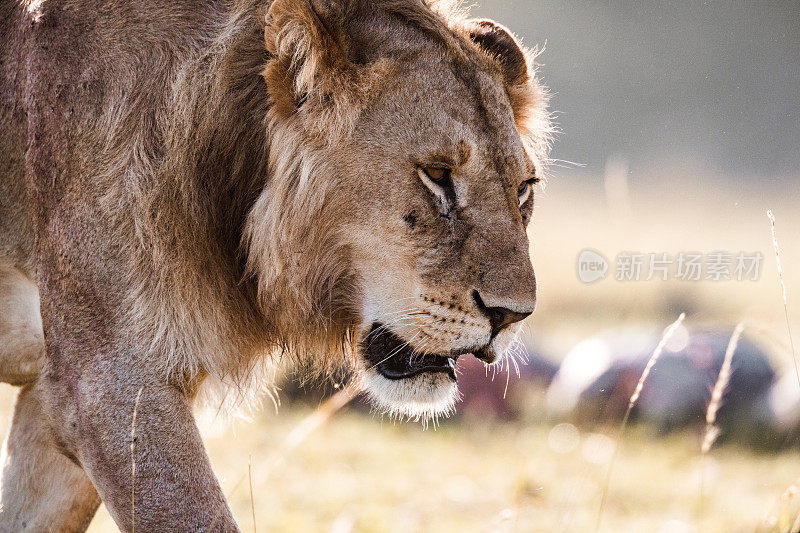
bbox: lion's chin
[359,367,460,426]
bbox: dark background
[474,1,800,181]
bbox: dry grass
[248,455,256,533]
[699,323,744,528]
[596,312,686,531]
[72,407,800,533]
[702,323,744,455]
[767,210,800,388]
[130,387,143,533]
[763,209,800,532]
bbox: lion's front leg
[0,383,100,532]
[40,367,239,532]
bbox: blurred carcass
[277,325,800,444]
[456,346,558,419]
[546,325,776,435]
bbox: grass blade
[595,312,686,532]
[768,210,799,388]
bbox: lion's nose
[472,290,533,336]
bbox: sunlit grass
[68,405,799,532]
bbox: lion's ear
[263,0,357,119]
[464,18,552,167]
[464,19,529,86]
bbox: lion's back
[0,0,233,275]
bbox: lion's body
[1,0,275,385]
[0,2,277,528]
[0,0,549,529]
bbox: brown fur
[0,0,550,529]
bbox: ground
[0,381,795,532]
[72,401,799,533]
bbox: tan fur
[0,261,45,385]
[0,384,101,532]
[0,0,550,529]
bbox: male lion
[0,0,550,529]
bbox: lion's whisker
[364,330,424,371]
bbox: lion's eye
[517,177,538,206]
[424,166,449,182]
[418,165,455,213]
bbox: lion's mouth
[364,324,460,381]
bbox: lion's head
[244,0,551,422]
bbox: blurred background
[2,1,799,531]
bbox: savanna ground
[2,170,799,532]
